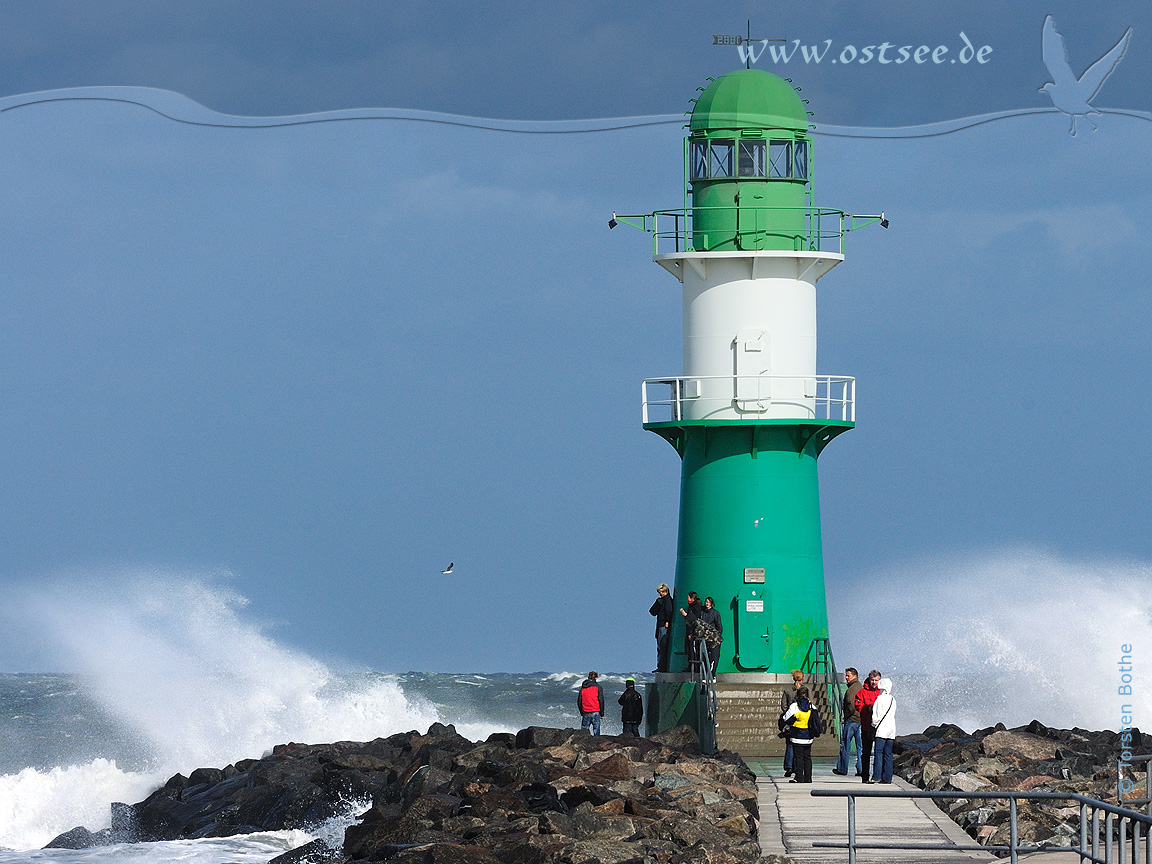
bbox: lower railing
[641,375,855,424]
[691,640,718,755]
[811,788,1152,864]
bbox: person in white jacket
[869,677,897,783]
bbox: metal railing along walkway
[812,787,1152,864]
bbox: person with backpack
[577,671,605,735]
[779,669,804,777]
[696,596,723,673]
[869,677,897,783]
[618,676,644,736]
[780,684,824,783]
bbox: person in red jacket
[577,671,605,735]
[854,670,882,782]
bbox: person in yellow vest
[780,685,824,783]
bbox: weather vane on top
[712,20,785,68]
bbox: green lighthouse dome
[690,68,808,134]
[687,69,812,251]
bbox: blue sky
[0,3,1148,674]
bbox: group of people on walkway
[778,667,896,785]
[833,667,897,784]
[648,583,722,674]
[577,671,644,737]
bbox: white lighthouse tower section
[656,250,843,421]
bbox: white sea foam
[0,760,160,852]
[543,671,582,683]
[829,547,1152,733]
[0,828,316,862]
[0,572,442,850]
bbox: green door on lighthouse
[734,585,772,670]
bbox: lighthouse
[615,68,883,754]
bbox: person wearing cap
[619,676,644,737]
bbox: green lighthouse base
[646,419,851,675]
[644,419,851,754]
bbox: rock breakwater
[48,723,764,864]
[894,720,1150,849]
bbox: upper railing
[610,206,886,257]
[642,375,855,424]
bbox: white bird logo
[1039,15,1132,136]
[441,563,454,574]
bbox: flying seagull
[1040,14,1131,136]
[441,563,454,574]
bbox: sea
[2,550,1149,862]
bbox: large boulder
[981,730,1059,761]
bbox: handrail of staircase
[801,637,846,737]
[693,640,719,754]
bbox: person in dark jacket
[696,596,723,673]
[854,670,882,782]
[834,667,864,776]
[780,669,804,777]
[618,677,644,736]
[577,671,605,735]
[649,583,674,672]
[679,592,701,669]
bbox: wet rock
[268,838,346,863]
[43,826,109,849]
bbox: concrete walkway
[747,757,997,863]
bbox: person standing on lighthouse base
[649,584,673,671]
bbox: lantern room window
[710,141,733,178]
[690,141,709,180]
[769,141,792,178]
[738,141,766,177]
[793,141,808,180]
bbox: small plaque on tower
[743,568,765,583]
